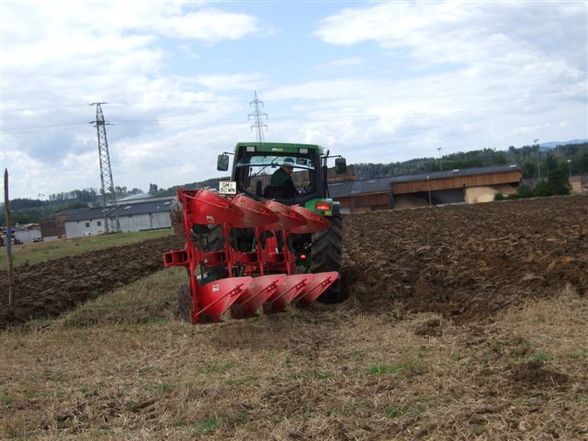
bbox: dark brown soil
[0,236,181,327]
[509,361,570,389]
[343,195,588,322]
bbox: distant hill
[539,139,588,150]
[354,141,588,180]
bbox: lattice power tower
[248,91,268,142]
[90,102,120,233]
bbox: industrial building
[330,164,523,212]
[63,196,174,238]
[40,210,75,241]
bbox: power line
[2,123,89,133]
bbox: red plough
[163,189,339,323]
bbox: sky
[1,0,587,199]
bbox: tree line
[496,151,576,200]
[0,187,143,225]
[354,142,588,179]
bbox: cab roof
[235,142,323,155]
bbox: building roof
[117,193,150,202]
[328,181,355,199]
[350,177,396,195]
[389,164,521,184]
[63,207,102,222]
[54,208,79,217]
[66,197,175,222]
[116,194,172,204]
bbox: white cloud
[315,1,586,69]
[1,1,258,43]
[300,1,587,160]
[154,8,258,41]
[194,73,268,91]
[262,49,586,162]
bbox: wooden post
[4,169,15,308]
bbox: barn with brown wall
[329,165,523,212]
[40,210,74,240]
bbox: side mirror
[217,154,229,171]
[335,157,347,175]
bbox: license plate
[218,181,237,195]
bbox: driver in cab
[270,157,298,199]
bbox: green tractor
[215,142,348,303]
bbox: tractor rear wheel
[170,200,185,242]
[310,214,346,303]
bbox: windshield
[236,155,315,170]
[234,154,318,199]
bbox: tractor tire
[170,199,185,243]
[177,283,192,322]
[310,214,346,303]
[200,224,225,252]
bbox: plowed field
[0,236,181,327]
[343,195,588,321]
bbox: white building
[14,224,42,243]
[64,196,174,238]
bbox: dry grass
[1,271,587,440]
[0,229,172,268]
[55,268,186,328]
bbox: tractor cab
[217,142,346,209]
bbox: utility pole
[533,138,541,181]
[90,102,119,233]
[437,147,443,171]
[248,91,268,142]
[4,169,15,308]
